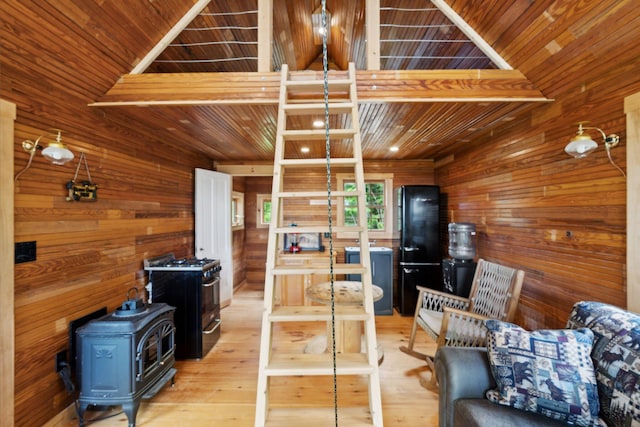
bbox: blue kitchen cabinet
[345,247,393,315]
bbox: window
[231,191,244,230]
[257,194,272,228]
[337,173,394,239]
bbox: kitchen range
[144,253,221,359]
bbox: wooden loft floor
[53,281,439,426]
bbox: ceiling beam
[91,69,550,107]
[430,0,512,70]
[366,0,380,70]
[257,0,273,72]
[130,0,212,74]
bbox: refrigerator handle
[402,247,420,252]
[403,268,418,274]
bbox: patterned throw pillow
[484,320,605,427]
[567,301,640,427]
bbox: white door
[195,168,233,305]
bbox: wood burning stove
[76,302,176,427]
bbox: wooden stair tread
[282,129,355,140]
[271,263,366,275]
[283,102,354,114]
[265,407,375,427]
[274,190,363,198]
[269,306,370,322]
[272,225,365,234]
[265,353,373,376]
[285,79,352,93]
[280,158,357,167]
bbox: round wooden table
[304,281,384,359]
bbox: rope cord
[319,0,338,425]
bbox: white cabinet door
[195,168,233,305]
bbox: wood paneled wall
[11,117,212,425]
[436,89,632,330]
[241,160,436,289]
[232,177,247,290]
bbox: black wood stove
[75,302,176,427]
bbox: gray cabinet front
[345,249,393,315]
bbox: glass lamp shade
[42,142,74,165]
[564,134,598,158]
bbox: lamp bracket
[604,134,620,150]
[21,136,43,154]
[577,124,620,151]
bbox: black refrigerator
[395,185,441,315]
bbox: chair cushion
[484,319,605,427]
[418,308,443,336]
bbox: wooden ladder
[254,62,383,427]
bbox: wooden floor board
[55,282,438,426]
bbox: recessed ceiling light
[389,146,399,152]
[313,120,324,128]
[301,147,310,153]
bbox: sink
[345,246,392,252]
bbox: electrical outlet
[55,350,67,373]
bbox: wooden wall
[436,85,634,329]
[232,177,247,290]
[10,115,212,425]
[241,160,436,289]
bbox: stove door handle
[204,319,221,334]
[203,278,219,288]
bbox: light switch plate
[15,241,36,263]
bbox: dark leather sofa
[434,301,640,427]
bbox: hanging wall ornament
[66,152,98,202]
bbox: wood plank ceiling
[2,0,636,163]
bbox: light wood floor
[58,282,439,426]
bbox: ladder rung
[282,129,355,140]
[264,353,374,376]
[280,158,357,167]
[272,263,366,275]
[275,190,363,199]
[269,306,370,322]
[283,102,354,115]
[285,79,352,93]
[265,407,374,427]
[272,225,365,234]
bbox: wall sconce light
[15,130,75,181]
[312,6,331,45]
[564,122,625,176]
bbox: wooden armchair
[399,258,525,389]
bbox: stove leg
[77,402,89,427]
[121,400,141,427]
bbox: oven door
[201,275,221,353]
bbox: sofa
[434,301,640,427]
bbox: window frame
[256,194,271,229]
[231,191,245,230]
[336,173,394,239]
